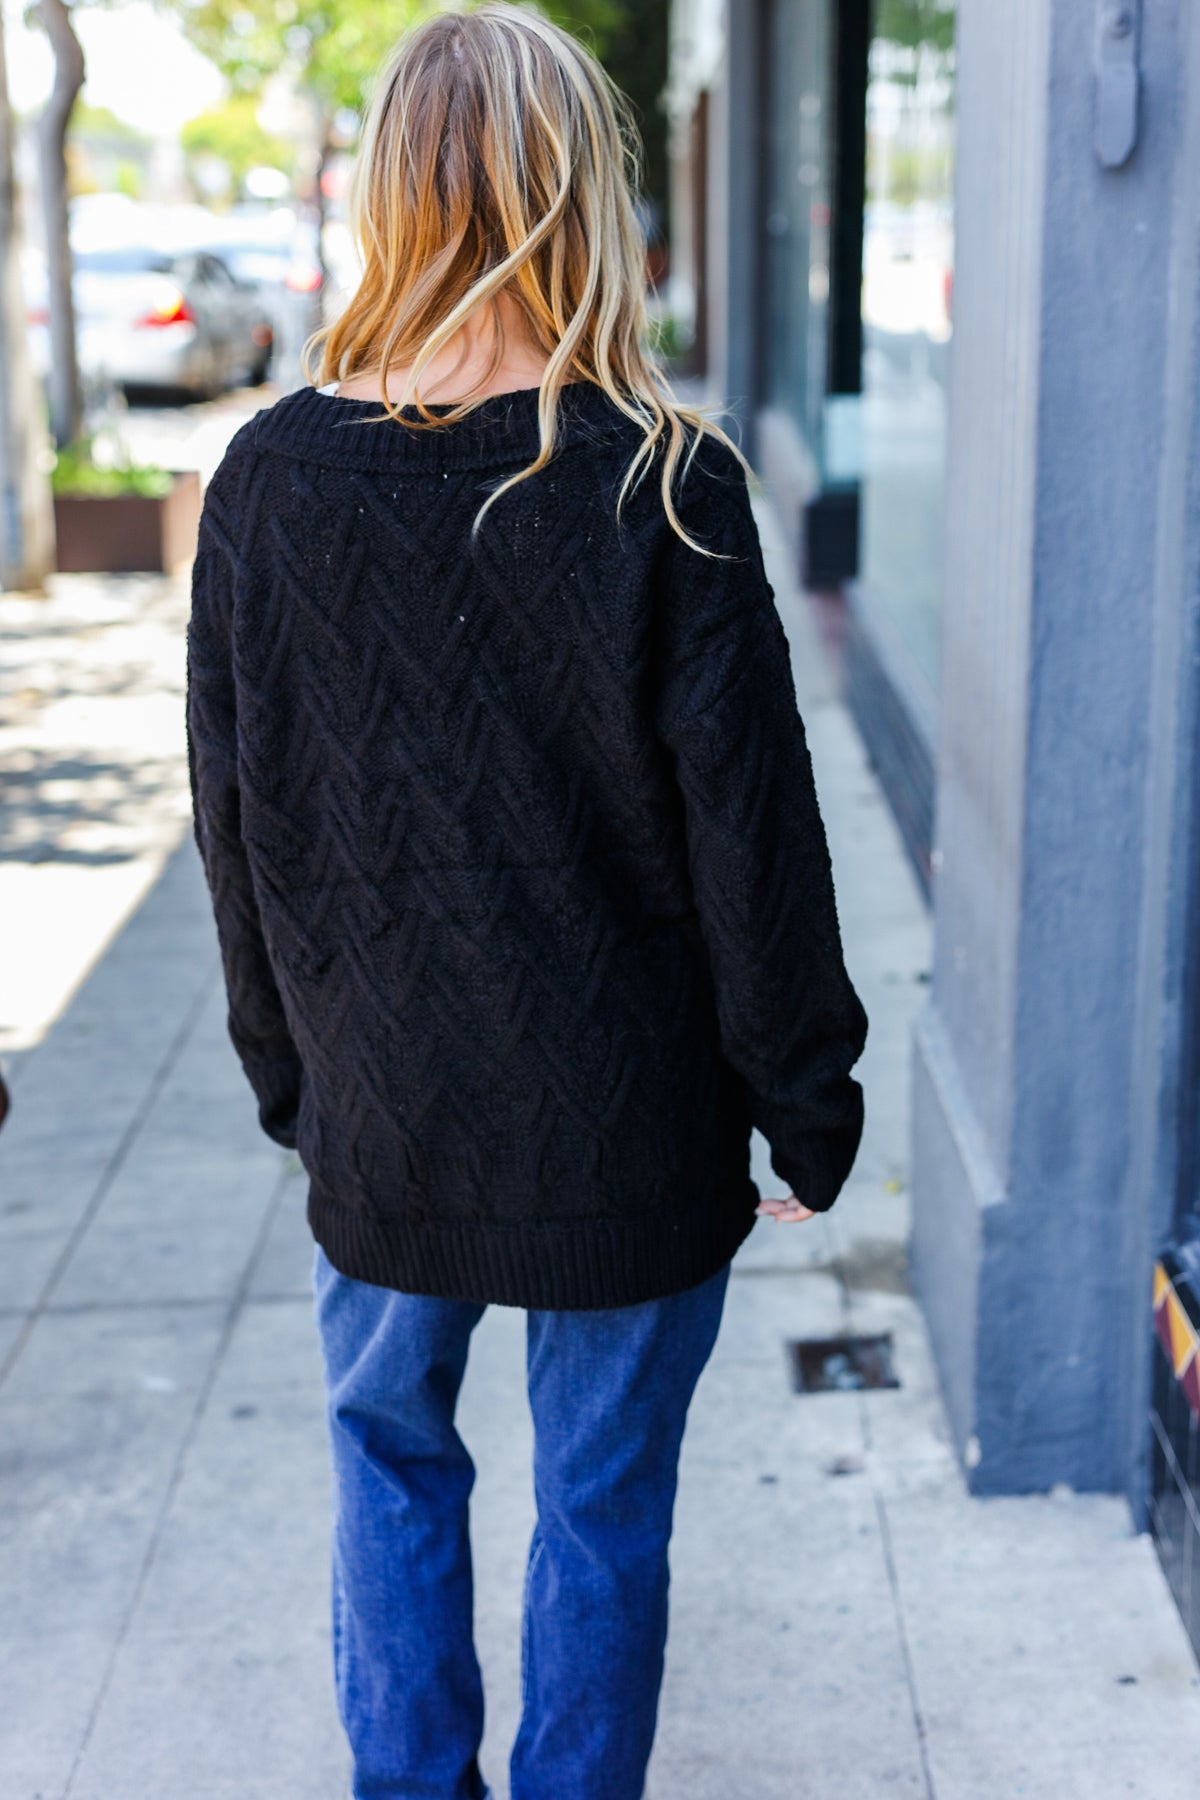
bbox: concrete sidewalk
[2,496,1199,1800]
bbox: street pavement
[2,397,1199,1798]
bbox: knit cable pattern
[185,381,867,1307]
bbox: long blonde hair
[305,0,749,555]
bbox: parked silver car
[27,242,274,398]
[79,244,273,394]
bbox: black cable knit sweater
[186,379,867,1308]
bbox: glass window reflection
[860,0,956,698]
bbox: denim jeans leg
[509,1260,731,1800]
[311,1243,492,1800]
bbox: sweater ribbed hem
[306,1179,760,1310]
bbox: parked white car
[24,205,275,398]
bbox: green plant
[50,439,176,499]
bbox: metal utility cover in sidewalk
[788,1333,900,1393]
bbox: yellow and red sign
[1153,1259,1200,1423]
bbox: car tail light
[135,288,196,328]
[285,264,322,293]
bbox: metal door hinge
[1095,1,1141,169]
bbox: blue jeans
[311,1242,730,1800]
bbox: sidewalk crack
[862,1394,938,1800]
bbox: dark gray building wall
[913,0,1200,1501]
[694,0,824,561]
[702,0,763,464]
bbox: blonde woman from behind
[185,5,868,1797]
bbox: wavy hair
[304,0,749,555]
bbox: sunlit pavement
[1,396,1199,1799]
[0,386,282,1082]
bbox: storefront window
[859,0,956,699]
[761,0,832,465]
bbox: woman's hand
[754,1194,817,1224]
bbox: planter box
[53,469,202,575]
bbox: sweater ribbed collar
[248,378,637,472]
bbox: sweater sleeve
[185,452,303,1149]
[652,436,868,1211]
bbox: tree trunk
[36,0,84,449]
[314,110,333,311]
[0,6,55,590]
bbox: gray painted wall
[1119,0,1200,1527]
[913,0,1200,1503]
